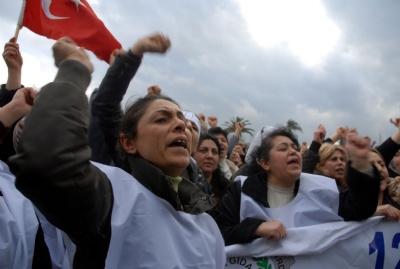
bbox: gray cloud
[1,0,399,145]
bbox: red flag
[20,0,122,63]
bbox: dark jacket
[216,164,380,246]
[89,50,142,165]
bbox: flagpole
[14,25,22,42]
[15,0,27,42]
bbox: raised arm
[9,37,114,267]
[89,33,171,164]
[302,124,326,173]
[227,121,243,158]
[338,133,380,220]
[197,113,208,135]
[2,37,23,91]
[376,118,400,168]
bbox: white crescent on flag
[41,0,87,20]
[41,0,68,20]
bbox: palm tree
[223,116,254,138]
[285,118,303,134]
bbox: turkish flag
[21,0,122,63]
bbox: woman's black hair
[248,127,299,175]
[197,133,221,154]
[208,127,228,140]
[116,94,180,172]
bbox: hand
[109,48,126,65]
[11,87,37,115]
[235,122,244,133]
[390,118,400,128]
[337,127,348,140]
[197,113,206,124]
[130,33,171,57]
[207,116,218,128]
[346,133,372,173]
[52,37,93,73]
[234,144,245,156]
[374,204,400,222]
[147,85,161,96]
[255,221,286,240]
[197,113,207,130]
[0,87,37,127]
[313,124,326,144]
[390,118,400,144]
[3,37,23,71]
[329,126,345,143]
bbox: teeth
[172,139,187,148]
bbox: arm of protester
[130,33,170,58]
[215,181,265,245]
[90,33,170,164]
[346,133,373,174]
[327,126,345,144]
[301,124,325,173]
[254,221,287,241]
[197,113,208,135]
[0,87,35,127]
[374,204,400,222]
[227,122,244,158]
[375,118,400,167]
[0,37,25,109]
[338,133,380,221]
[311,124,326,149]
[0,87,35,144]
[3,37,23,90]
[9,38,114,268]
[390,118,400,143]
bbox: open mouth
[169,139,187,149]
[287,158,299,165]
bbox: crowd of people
[1,33,400,268]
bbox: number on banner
[369,232,400,269]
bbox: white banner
[226,217,400,269]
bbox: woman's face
[321,150,346,181]
[393,150,400,173]
[229,150,242,166]
[214,134,228,158]
[194,139,219,180]
[129,99,190,176]
[259,135,302,188]
[369,151,389,192]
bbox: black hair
[208,127,228,140]
[248,127,299,175]
[197,133,221,154]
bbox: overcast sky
[1,0,399,145]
